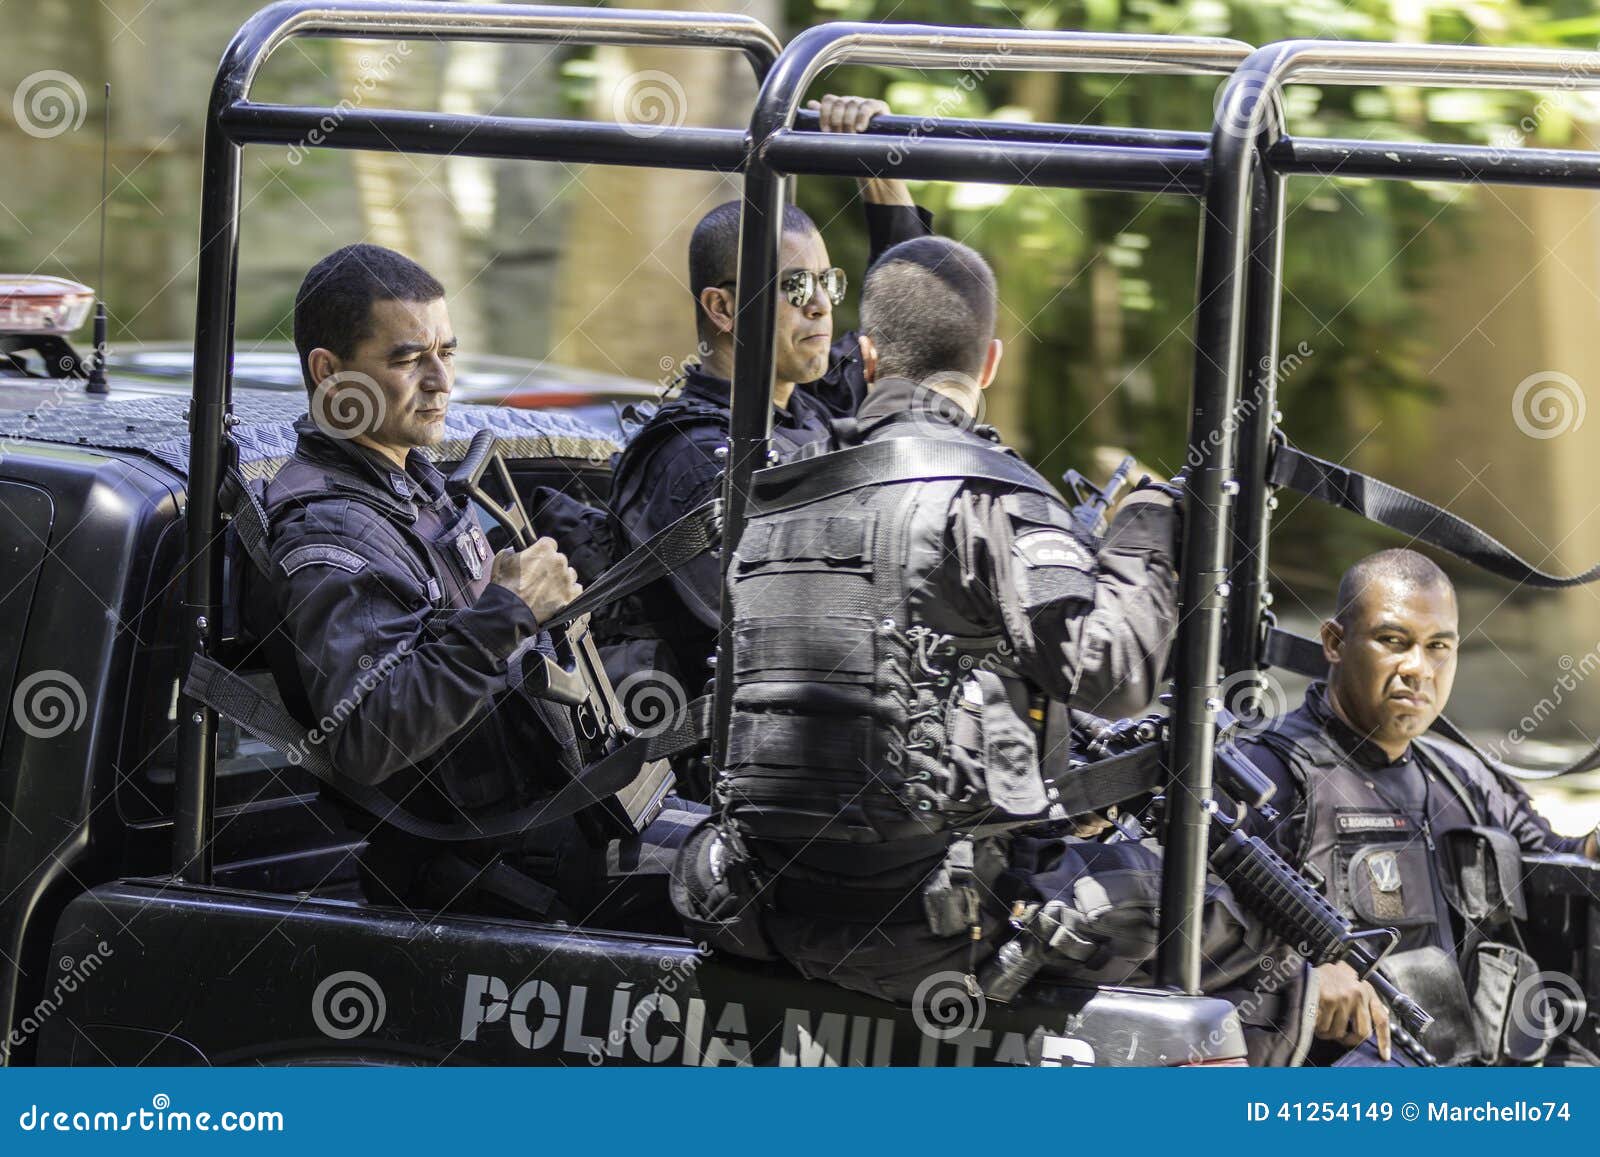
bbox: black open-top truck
[0,1,1261,1068]
[5,2,1600,1068]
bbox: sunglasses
[715,267,848,309]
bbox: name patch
[1336,811,1410,833]
[1013,529,1094,571]
[280,544,368,576]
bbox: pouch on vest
[944,669,1050,819]
[923,836,981,937]
[1467,941,1566,1065]
[1335,813,1439,932]
[1439,825,1528,926]
[1381,946,1480,1066]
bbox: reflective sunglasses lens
[781,272,810,307]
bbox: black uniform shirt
[260,421,557,796]
[606,202,934,675]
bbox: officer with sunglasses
[601,94,934,710]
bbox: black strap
[1262,625,1327,679]
[218,463,273,577]
[1047,741,1168,818]
[1269,442,1600,588]
[748,437,1063,517]
[1262,625,1600,782]
[183,654,710,842]
[542,499,721,630]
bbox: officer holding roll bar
[602,94,935,698]
[1237,549,1600,1066]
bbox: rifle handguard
[1210,825,1433,1038]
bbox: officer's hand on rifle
[490,536,582,625]
[1313,960,1392,1061]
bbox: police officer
[248,243,696,931]
[1237,549,1599,1065]
[672,236,1267,1005]
[603,94,934,697]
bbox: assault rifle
[446,429,675,836]
[1077,711,1438,1065]
[1063,455,1134,537]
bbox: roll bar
[174,1,783,883]
[1185,39,1600,990]
[715,22,1254,995]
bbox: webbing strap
[183,654,711,841]
[1261,625,1600,782]
[748,437,1063,516]
[1262,625,1327,679]
[219,464,273,577]
[1048,741,1168,817]
[1269,442,1600,588]
[542,499,722,630]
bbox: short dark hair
[1334,548,1454,627]
[860,236,996,383]
[293,243,445,390]
[688,200,819,342]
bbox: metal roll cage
[177,3,1600,998]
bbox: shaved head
[1334,548,1454,628]
[860,236,996,384]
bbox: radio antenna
[85,82,110,395]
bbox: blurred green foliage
[783,0,1600,524]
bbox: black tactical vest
[255,449,540,821]
[720,434,1097,859]
[1252,709,1486,956]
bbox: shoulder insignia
[280,543,369,577]
[1013,528,1094,572]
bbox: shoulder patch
[280,543,369,577]
[1013,528,1094,572]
